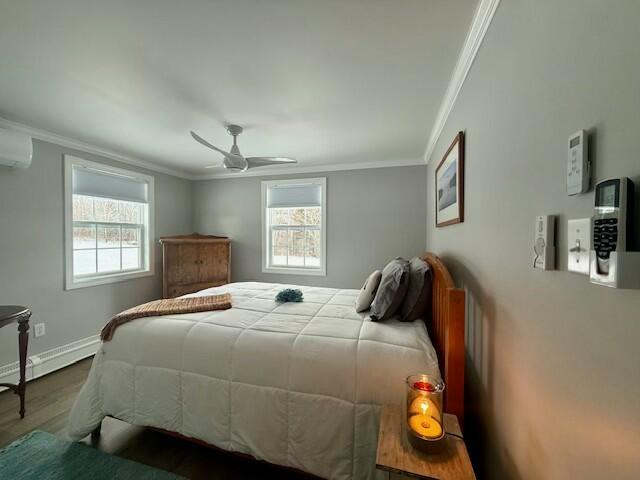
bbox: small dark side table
[0,306,31,418]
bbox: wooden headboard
[421,253,465,426]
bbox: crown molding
[0,117,194,179]
[0,3,500,178]
[423,0,500,164]
[194,157,425,180]
[0,116,427,180]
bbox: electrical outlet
[34,323,46,338]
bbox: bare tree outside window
[269,207,321,268]
[72,195,144,276]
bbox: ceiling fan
[191,125,297,172]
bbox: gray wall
[426,2,640,479]
[0,140,193,366]
[194,166,427,288]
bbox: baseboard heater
[0,335,99,393]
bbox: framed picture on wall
[435,131,464,227]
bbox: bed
[68,253,464,480]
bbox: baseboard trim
[0,335,99,392]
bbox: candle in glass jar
[408,397,443,439]
[408,396,441,418]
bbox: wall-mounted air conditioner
[0,128,33,168]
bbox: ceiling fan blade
[245,157,298,169]
[190,131,234,158]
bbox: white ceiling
[0,0,477,178]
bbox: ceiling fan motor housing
[223,153,247,171]
[191,124,296,171]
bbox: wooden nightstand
[376,404,476,480]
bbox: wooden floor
[0,358,309,479]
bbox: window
[262,178,326,276]
[64,155,154,289]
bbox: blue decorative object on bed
[275,288,304,303]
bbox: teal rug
[0,430,183,480]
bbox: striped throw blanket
[100,294,232,341]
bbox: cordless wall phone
[592,178,635,274]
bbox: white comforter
[68,282,440,480]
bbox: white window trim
[261,177,327,276]
[64,155,155,290]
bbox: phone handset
[592,178,633,274]
[590,177,640,289]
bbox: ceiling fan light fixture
[192,125,297,172]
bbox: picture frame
[435,131,464,227]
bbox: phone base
[589,251,640,289]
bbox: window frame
[64,155,155,290]
[261,177,327,276]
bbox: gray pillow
[400,257,433,322]
[370,257,410,321]
[355,270,382,312]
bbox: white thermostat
[567,130,590,195]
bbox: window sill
[65,269,155,290]
[262,266,326,277]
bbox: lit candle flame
[420,401,430,429]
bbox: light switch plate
[568,218,591,275]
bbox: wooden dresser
[159,234,231,299]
